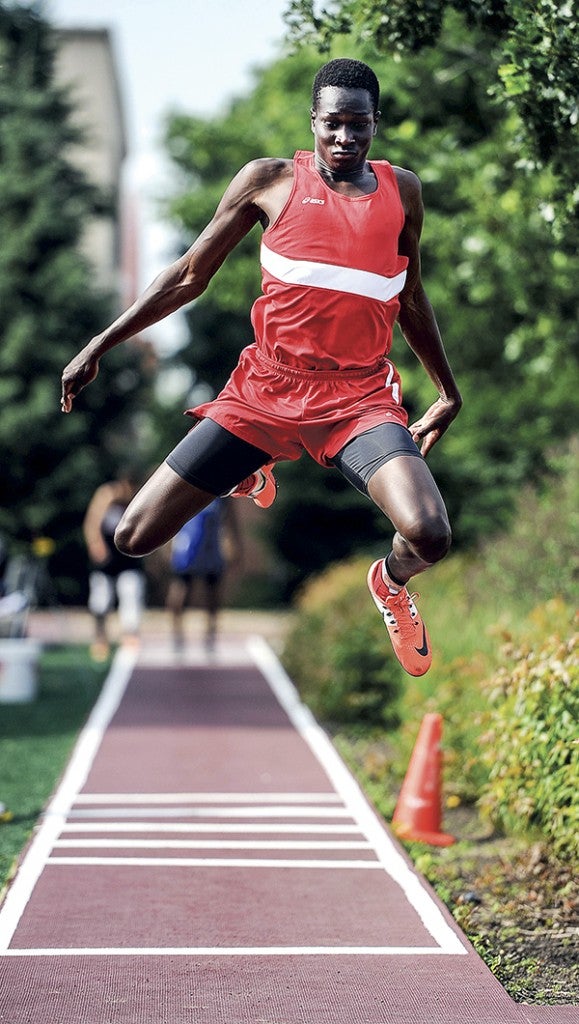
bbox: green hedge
[282,560,403,727]
[283,550,506,799]
[479,620,578,861]
[282,443,578,853]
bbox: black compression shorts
[165,419,271,495]
[332,422,422,495]
[165,417,421,498]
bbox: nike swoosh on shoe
[414,626,429,657]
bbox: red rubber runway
[0,637,575,1023]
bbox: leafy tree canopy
[160,21,577,592]
[284,0,579,233]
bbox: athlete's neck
[313,156,377,193]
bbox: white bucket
[0,639,42,703]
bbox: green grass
[0,644,110,896]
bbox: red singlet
[189,151,411,466]
[252,150,408,370]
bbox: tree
[160,31,577,591]
[284,0,579,233]
[345,20,578,544]
[0,2,151,601]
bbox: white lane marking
[247,636,467,957]
[47,857,381,869]
[2,945,453,958]
[0,648,137,952]
[54,839,372,851]
[60,822,363,834]
[73,792,342,804]
[66,806,354,819]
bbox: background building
[54,28,133,306]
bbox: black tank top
[99,500,142,575]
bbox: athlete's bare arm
[61,158,294,413]
[393,166,462,456]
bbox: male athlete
[61,58,462,676]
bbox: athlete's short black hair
[312,58,380,113]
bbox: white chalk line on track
[0,637,467,958]
[53,839,372,850]
[59,822,364,834]
[73,792,343,803]
[2,946,455,958]
[47,857,383,869]
[65,805,354,819]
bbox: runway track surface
[1,635,576,1024]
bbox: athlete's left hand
[61,344,101,413]
[409,395,462,457]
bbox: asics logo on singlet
[302,196,325,205]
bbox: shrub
[282,558,403,727]
[476,438,578,611]
[281,441,578,829]
[479,610,578,861]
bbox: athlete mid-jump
[61,58,462,677]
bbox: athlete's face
[311,86,378,174]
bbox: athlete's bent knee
[114,512,149,558]
[405,513,452,565]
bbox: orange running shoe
[229,463,277,509]
[367,559,432,677]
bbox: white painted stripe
[2,945,455,958]
[74,792,341,804]
[60,822,363,835]
[0,648,137,953]
[54,839,372,851]
[261,242,407,302]
[47,857,380,869]
[66,806,353,819]
[247,637,467,957]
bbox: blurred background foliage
[156,12,577,593]
[0,0,577,604]
[0,3,152,601]
[285,0,579,229]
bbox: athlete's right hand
[61,345,100,413]
[408,394,462,457]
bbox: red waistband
[253,346,390,381]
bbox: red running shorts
[189,343,408,468]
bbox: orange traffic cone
[392,712,455,847]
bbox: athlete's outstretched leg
[367,454,451,584]
[333,424,451,675]
[114,418,274,558]
[333,423,451,584]
[363,453,450,675]
[114,464,215,557]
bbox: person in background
[83,470,146,660]
[166,496,242,653]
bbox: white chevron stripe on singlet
[261,242,407,302]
